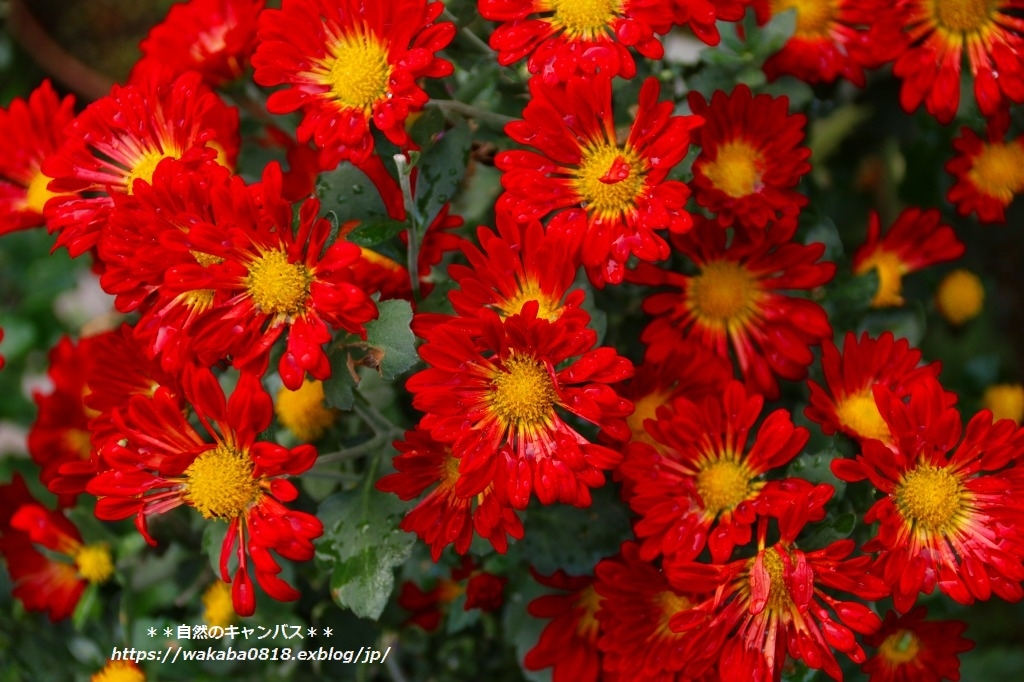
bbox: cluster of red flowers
[0,0,1022,679]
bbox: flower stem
[426,99,515,127]
[394,153,420,303]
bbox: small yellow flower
[274,379,337,442]
[982,384,1024,424]
[935,269,983,325]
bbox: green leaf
[414,121,472,228]
[797,511,857,552]
[316,484,415,620]
[316,162,391,225]
[364,299,418,381]
[861,302,927,346]
[507,485,632,575]
[445,593,481,635]
[344,218,409,248]
[755,8,797,57]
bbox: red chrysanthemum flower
[408,306,633,509]
[666,481,888,682]
[880,0,1024,124]
[133,0,264,87]
[852,207,965,308]
[616,340,733,447]
[87,366,323,616]
[97,159,234,373]
[831,377,1024,613]
[946,113,1024,223]
[0,80,76,235]
[862,606,974,682]
[752,0,884,86]
[629,215,834,399]
[398,557,507,630]
[42,67,239,258]
[524,569,603,682]
[622,381,809,563]
[0,474,115,621]
[479,0,674,83]
[497,75,701,286]
[688,84,810,228]
[805,331,950,446]
[595,542,709,681]
[376,427,524,560]
[163,164,378,389]
[28,336,94,506]
[252,0,455,169]
[671,0,751,46]
[449,216,587,324]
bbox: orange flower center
[935,268,984,325]
[689,260,761,329]
[184,444,261,519]
[324,30,392,113]
[857,250,905,308]
[91,660,146,682]
[895,465,963,533]
[573,142,646,220]
[245,249,312,316]
[769,0,838,38]
[835,388,891,442]
[878,629,921,666]
[74,542,115,584]
[498,279,563,321]
[626,391,669,444]
[702,139,764,199]
[930,0,998,34]
[202,581,237,629]
[24,169,58,213]
[126,149,175,194]
[275,379,337,442]
[489,355,558,431]
[967,141,1024,205]
[757,547,793,611]
[542,0,623,40]
[696,457,753,516]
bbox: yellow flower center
[983,383,1024,423]
[655,589,692,636]
[702,139,765,199]
[930,0,999,34]
[24,169,58,213]
[275,379,337,442]
[324,31,392,113]
[576,584,603,639]
[857,250,906,308]
[835,389,891,442]
[245,249,312,317]
[202,581,237,629]
[626,391,668,444]
[696,457,753,516]
[498,279,563,321]
[74,542,115,584]
[573,143,646,220]
[184,444,261,519]
[689,260,761,329]
[895,465,964,533]
[967,141,1024,205]
[126,150,175,194]
[757,547,793,611]
[65,428,93,459]
[769,0,838,38]
[878,629,922,666]
[91,660,146,682]
[488,355,558,432]
[936,269,984,325]
[543,0,623,40]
